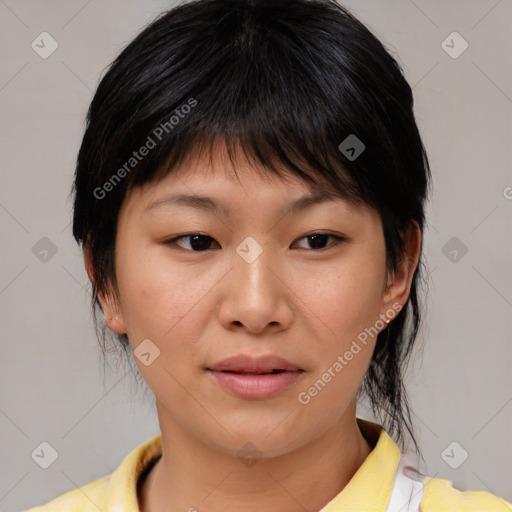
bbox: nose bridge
[223,234,291,332]
[233,235,277,295]
[217,232,295,334]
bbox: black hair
[71,0,432,457]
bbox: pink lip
[207,354,305,400]
[208,370,304,400]
[208,354,302,373]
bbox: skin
[84,142,421,512]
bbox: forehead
[121,139,370,220]
[128,167,351,221]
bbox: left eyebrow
[144,191,349,217]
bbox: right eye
[163,233,220,252]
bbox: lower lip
[208,370,304,400]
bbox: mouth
[206,355,305,400]
[207,354,304,374]
[217,369,300,375]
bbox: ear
[83,243,127,334]
[380,221,422,319]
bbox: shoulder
[22,433,162,512]
[22,474,110,512]
[420,476,512,512]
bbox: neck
[139,403,374,512]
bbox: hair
[71,0,432,457]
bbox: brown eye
[164,233,220,252]
[292,233,345,250]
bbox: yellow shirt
[24,418,512,511]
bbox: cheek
[295,257,385,343]
[114,248,211,396]
[114,246,217,345]
[297,274,380,419]
[291,255,385,410]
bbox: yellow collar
[106,417,399,511]
[319,418,400,511]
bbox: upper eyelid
[166,232,344,249]
[168,231,342,241]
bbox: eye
[163,231,345,252]
[164,233,220,252]
[292,232,345,250]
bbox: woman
[25,0,511,510]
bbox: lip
[207,354,303,373]
[206,354,305,400]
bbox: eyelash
[163,232,345,252]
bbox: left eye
[292,233,344,250]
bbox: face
[90,144,419,459]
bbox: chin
[207,420,312,459]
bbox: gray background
[1,0,511,510]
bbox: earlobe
[381,221,422,318]
[102,296,127,334]
[98,292,127,335]
[82,244,127,334]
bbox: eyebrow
[145,191,349,217]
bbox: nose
[217,239,294,335]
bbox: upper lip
[207,354,303,373]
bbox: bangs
[78,0,411,224]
